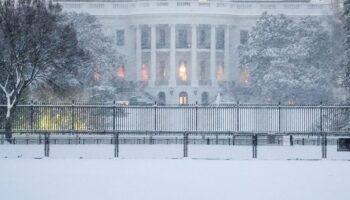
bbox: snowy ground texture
[0,159,350,200]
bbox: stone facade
[56,0,333,104]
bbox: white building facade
[56,0,333,104]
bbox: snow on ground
[0,159,349,200]
[1,144,350,160]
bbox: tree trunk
[4,116,13,144]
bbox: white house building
[56,0,333,104]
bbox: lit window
[179,92,188,105]
[116,30,125,46]
[178,61,188,81]
[141,64,149,81]
[216,64,224,81]
[116,66,125,79]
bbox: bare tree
[0,0,83,141]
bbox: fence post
[320,102,327,159]
[183,132,188,158]
[232,134,235,146]
[114,132,119,158]
[252,134,257,159]
[71,100,75,131]
[236,101,240,133]
[44,133,50,157]
[195,101,198,132]
[278,102,281,133]
[113,100,116,132]
[290,135,294,146]
[30,101,34,131]
[154,101,157,133]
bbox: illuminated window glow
[141,64,149,81]
[216,64,224,81]
[179,92,188,105]
[116,66,125,78]
[178,61,188,81]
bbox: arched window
[201,92,209,105]
[158,92,166,105]
[179,92,188,105]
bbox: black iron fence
[1,103,350,159]
[1,103,350,133]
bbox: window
[198,27,209,49]
[116,65,125,79]
[141,64,149,81]
[200,60,208,80]
[199,29,206,46]
[178,60,188,81]
[179,92,188,105]
[116,30,125,46]
[201,92,209,105]
[158,92,166,105]
[159,28,166,47]
[158,60,167,80]
[216,63,224,81]
[216,29,224,49]
[177,29,188,48]
[141,29,150,49]
[240,30,248,44]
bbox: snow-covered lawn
[1,144,350,160]
[0,159,349,200]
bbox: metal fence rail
[1,103,350,159]
[1,103,350,133]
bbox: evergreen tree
[239,12,334,104]
[344,0,350,91]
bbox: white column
[169,24,176,86]
[136,25,141,82]
[150,25,156,87]
[191,24,198,86]
[224,25,230,81]
[210,25,217,86]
